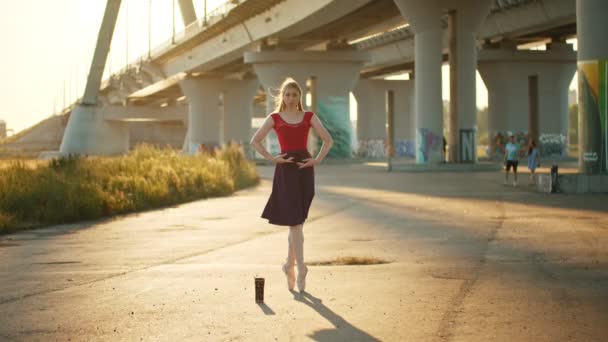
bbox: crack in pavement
[435,197,506,342]
[0,202,355,306]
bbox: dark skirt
[261,149,315,226]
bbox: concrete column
[312,61,362,158]
[528,75,539,145]
[353,81,386,142]
[60,0,128,156]
[394,0,444,163]
[180,78,261,155]
[353,79,414,158]
[60,105,130,155]
[179,78,224,154]
[478,42,576,158]
[446,0,492,162]
[245,50,369,157]
[576,0,608,174]
[223,79,259,145]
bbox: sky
[0,0,578,134]
[0,0,223,133]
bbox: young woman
[250,77,333,292]
[527,139,540,185]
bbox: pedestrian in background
[527,139,540,185]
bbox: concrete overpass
[54,0,606,173]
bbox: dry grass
[0,143,259,234]
[0,159,47,170]
[307,256,391,266]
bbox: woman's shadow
[290,290,381,342]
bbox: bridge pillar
[576,0,608,174]
[393,0,444,163]
[244,50,369,158]
[353,79,415,158]
[180,78,259,154]
[394,0,491,163]
[223,79,259,147]
[59,105,130,155]
[446,0,492,162]
[478,41,576,158]
[180,78,224,153]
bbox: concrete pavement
[1,163,607,341]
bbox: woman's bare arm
[310,113,333,163]
[250,115,276,162]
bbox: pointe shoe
[282,263,295,290]
[297,266,308,292]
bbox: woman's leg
[286,229,296,268]
[290,224,308,291]
[282,227,297,290]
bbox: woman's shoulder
[265,112,279,125]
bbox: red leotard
[271,111,314,152]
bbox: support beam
[178,0,197,26]
[528,75,539,146]
[101,104,187,122]
[448,9,458,162]
[82,0,122,105]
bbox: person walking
[250,77,333,292]
[527,139,540,185]
[503,135,522,186]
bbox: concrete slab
[1,164,607,341]
[537,173,608,193]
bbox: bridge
[13,0,608,174]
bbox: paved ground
[1,163,607,341]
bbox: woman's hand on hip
[297,158,318,169]
[273,153,294,164]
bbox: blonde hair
[272,77,304,113]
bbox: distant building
[0,120,6,139]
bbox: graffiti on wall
[578,60,607,174]
[460,129,476,162]
[317,97,352,158]
[539,134,567,157]
[356,139,416,158]
[488,131,567,160]
[416,128,443,163]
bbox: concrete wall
[353,79,415,158]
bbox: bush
[0,144,259,233]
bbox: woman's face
[282,87,300,108]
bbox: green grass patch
[0,143,259,234]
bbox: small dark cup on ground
[255,277,265,303]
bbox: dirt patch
[307,256,391,266]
